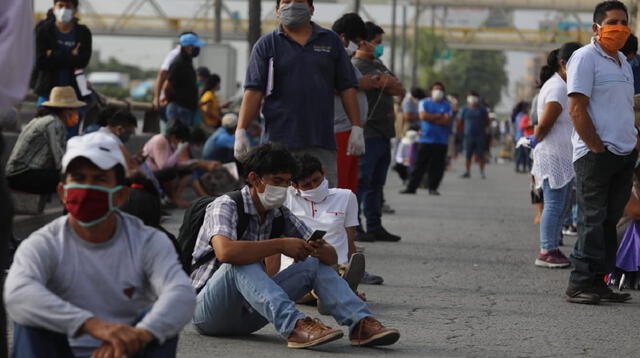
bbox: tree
[415,30,507,107]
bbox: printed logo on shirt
[326,211,345,216]
[313,45,331,53]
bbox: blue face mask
[374,44,384,59]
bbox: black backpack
[176,191,284,274]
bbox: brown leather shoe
[350,317,400,347]
[287,317,344,349]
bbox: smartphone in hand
[307,230,327,242]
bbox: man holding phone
[191,144,399,349]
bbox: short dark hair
[593,1,628,25]
[364,21,384,42]
[292,154,323,183]
[276,0,313,9]
[203,74,221,93]
[165,121,190,142]
[53,0,78,8]
[241,143,297,184]
[468,90,479,97]
[63,157,126,186]
[332,13,367,42]
[621,33,638,56]
[196,66,211,78]
[36,106,67,118]
[189,127,207,145]
[410,87,426,99]
[98,107,137,128]
[431,81,446,91]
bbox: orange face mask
[597,24,631,53]
[65,111,79,127]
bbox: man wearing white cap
[4,132,196,358]
[164,33,205,127]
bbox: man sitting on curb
[4,132,196,358]
[191,143,399,349]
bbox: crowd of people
[3,0,640,356]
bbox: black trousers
[569,150,636,290]
[406,143,448,192]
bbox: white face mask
[431,89,444,102]
[54,8,74,24]
[257,181,288,210]
[345,41,359,56]
[467,96,479,105]
[300,178,329,203]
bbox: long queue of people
[518,1,640,305]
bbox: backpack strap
[227,191,250,240]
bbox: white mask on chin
[299,178,329,203]
[345,41,359,56]
[257,182,288,210]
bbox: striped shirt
[190,186,312,291]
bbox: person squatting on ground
[564,0,638,305]
[4,131,196,357]
[352,21,405,242]
[5,86,84,195]
[401,82,453,196]
[234,0,365,187]
[190,143,399,349]
[32,0,92,138]
[459,91,489,179]
[284,153,365,294]
[531,42,582,269]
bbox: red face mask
[63,184,122,226]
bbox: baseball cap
[61,132,126,173]
[180,33,204,48]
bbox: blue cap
[179,33,204,48]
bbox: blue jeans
[540,179,574,251]
[357,138,391,231]
[193,257,371,338]
[166,102,195,128]
[11,323,178,358]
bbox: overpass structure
[34,0,640,53]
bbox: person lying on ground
[4,131,196,358]
[190,143,400,349]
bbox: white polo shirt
[567,38,637,162]
[284,187,359,265]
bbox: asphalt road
[11,158,638,357]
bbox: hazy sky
[34,0,593,111]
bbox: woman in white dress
[532,42,583,268]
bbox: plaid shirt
[190,186,313,291]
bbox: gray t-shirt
[334,65,368,133]
[352,57,396,139]
[4,213,196,357]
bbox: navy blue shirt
[460,105,488,138]
[54,27,76,86]
[419,98,453,145]
[244,23,358,150]
[629,54,640,94]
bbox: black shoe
[369,228,401,242]
[355,231,376,242]
[399,189,416,194]
[593,281,632,302]
[381,204,396,214]
[428,189,440,196]
[361,271,384,285]
[565,287,600,305]
[342,253,366,292]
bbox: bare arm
[625,188,640,220]
[534,102,563,142]
[339,88,362,127]
[346,226,357,260]
[237,90,264,130]
[568,93,605,153]
[153,70,168,108]
[308,239,338,266]
[212,235,311,264]
[380,74,406,97]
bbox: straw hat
[42,86,86,108]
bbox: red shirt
[519,114,534,137]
